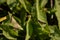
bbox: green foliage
[0,0,60,40]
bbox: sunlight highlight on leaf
[0,16,7,22]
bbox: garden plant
[0,0,60,40]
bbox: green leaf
[19,9,26,26]
[0,25,16,39]
[0,25,18,36]
[40,0,48,8]
[7,0,16,5]
[9,29,18,37]
[36,0,47,22]
[49,25,60,40]
[36,0,48,27]
[7,0,17,10]
[25,15,33,40]
[3,30,16,40]
[55,0,60,29]
[0,0,6,4]
[13,16,21,24]
[19,0,30,13]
